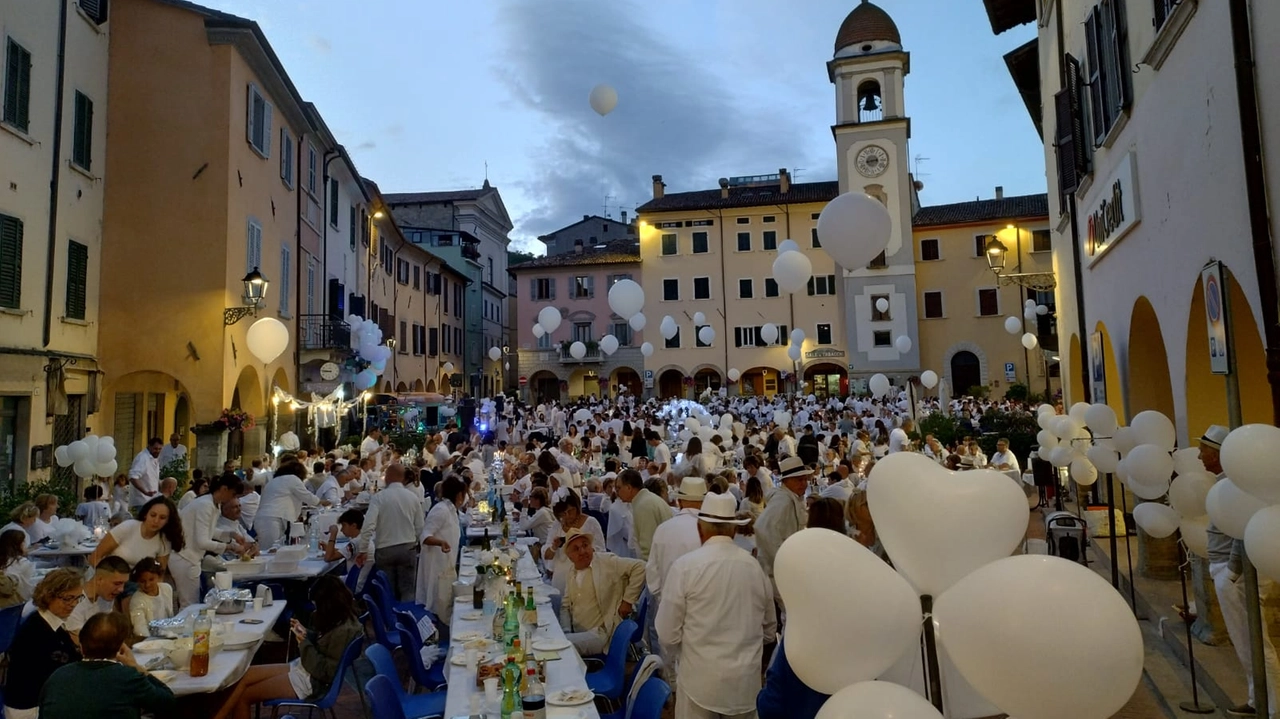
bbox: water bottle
[307,522,319,556]
[521,666,546,719]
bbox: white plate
[547,688,594,706]
[150,670,180,684]
[133,639,172,653]
[459,611,484,621]
[531,637,570,652]
[220,631,259,649]
[453,631,487,642]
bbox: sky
[198,0,1043,253]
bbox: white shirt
[651,443,672,472]
[605,500,634,558]
[256,474,317,523]
[106,519,171,566]
[360,436,382,459]
[991,450,1021,473]
[358,482,425,551]
[177,494,229,564]
[157,442,187,468]
[888,427,910,453]
[820,479,855,503]
[127,450,160,506]
[644,508,701,601]
[239,491,260,529]
[655,536,777,715]
[314,475,342,506]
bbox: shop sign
[805,348,846,359]
[1084,152,1140,259]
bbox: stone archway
[657,367,686,399]
[529,370,561,404]
[943,341,988,396]
[692,364,722,395]
[1127,297,1176,419]
[1185,273,1271,436]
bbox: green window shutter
[5,40,32,133]
[65,240,88,320]
[73,92,93,170]
[0,214,23,309]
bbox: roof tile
[911,193,1049,227]
[508,239,640,271]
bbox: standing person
[254,462,317,549]
[127,438,163,511]
[646,477,707,673]
[754,457,810,606]
[87,497,183,573]
[39,612,176,719]
[888,418,913,454]
[656,493,775,719]
[416,476,463,620]
[356,463,424,602]
[5,568,85,719]
[615,469,670,561]
[157,433,187,469]
[172,473,246,607]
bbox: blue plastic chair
[395,615,447,691]
[365,593,402,651]
[344,563,363,594]
[585,619,637,701]
[364,643,447,719]
[0,603,26,654]
[628,592,650,658]
[365,675,408,719]
[370,570,429,622]
[262,635,363,719]
[630,676,672,719]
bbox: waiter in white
[656,492,775,719]
[127,438,163,511]
[157,433,187,469]
[416,475,464,621]
[254,464,318,548]
[172,473,248,607]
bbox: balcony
[559,345,603,363]
[461,244,481,261]
[298,314,352,351]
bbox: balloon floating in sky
[817,192,893,270]
[589,84,618,116]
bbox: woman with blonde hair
[5,568,84,718]
[1,503,39,550]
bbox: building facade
[0,0,110,487]
[537,214,636,257]
[984,0,1280,443]
[511,241,645,402]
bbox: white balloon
[1130,410,1176,451]
[1051,415,1080,441]
[53,445,72,467]
[95,441,116,464]
[817,192,893,270]
[1134,502,1181,538]
[96,459,118,477]
[532,323,546,339]
[1245,506,1280,582]
[640,342,654,357]
[1087,445,1121,474]
[1004,316,1022,335]
[569,341,587,359]
[791,327,806,344]
[1037,303,1049,315]
[1222,424,1280,503]
[67,440,90,462]
[773,250,813,294]
[774,239,799,254]
[760,323,779,345]
[868,374,891,398]
[776,529,921,694]
[504,362,510,369]
[1036,429,1059,451]
[692,311,706,326]
[1126,444,1173,488]
[573,408,593,423]
[1048,446,1074,468]
[1172,447,1207,476]
[685,417,701,432]
[537,306,562,333]
[1207,478,1268,539]
[935,555,1144,719]
[443,361,455,373]
[1068,402,1090,424]
[83,435,100,454]
[698,326,715,345]
[1025,298,1037,310]
[345,313,362,328]
[1127,474,1172,501]
[1084,403,1119,435]
[1070,456,1098,486]
[73,458,96,478]
[920,370,938,389]
[355,369,377,389]
[816,681,943,719]
[488,346,502,362]
[1113,426,1138,457]
[660,316,678,340]
[588,83,617,116]
[868,453,1028,595]
[245,317,289,364]
[727,368,741,382]
[893,335,912,353]
[1169,471,1215,518]
[1021,332,1038,350]
[787,344,801,361]
[1181,516,1211,557]
[874,297,890,314]
[628,313,647,331]
[1024,307,1039,322]
[599,335,620,355]
[606,279,645,318]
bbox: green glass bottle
[503,591,520,649]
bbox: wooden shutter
[529,278,536,299]
[0,214,23,309]
[1111,0,1131,111]
[328,278,342,318]
[429,327,438,356]
[263,101,272,157]
[548,278,555,300]
[734,327,742,348]
[73,92,93,170]
[5,41,31,132]
[65,240,88,320]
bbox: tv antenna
[913,155,931,179]
[792,168,807,182]
[601,193,616,218]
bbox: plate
[455,596,474,604]
[220,631,259,649]
[459,611,484,621]
[547,688,594,706]
[531,637,570,652]
[150,670,179,684]
[453,631,487,642]
[133,639,172,654]
[535,595,552,605]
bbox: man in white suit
[559,527,646,655]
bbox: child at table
[76,485,112,530]
[122,558,173,639]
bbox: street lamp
[224,267,270,325]
[984,231,1057,291]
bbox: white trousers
[564,627,608,656]
[675,683,756,719]
[170,553,202,609]
[1211,561,1280,713]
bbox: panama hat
[778,456,814,481]
[676,477,708,502]
[1199,425,1229,449]
[697,493,748,525]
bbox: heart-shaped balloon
[867,453,1028,595]
[776,528,921,694]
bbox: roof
[835,1,901,52]
[382,184,497,206]
[912,193,1049,227]
[982,0,1038,35]
[508,239,640,271]
[635,181,840,213]
[1004,38,1043,140]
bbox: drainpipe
[42,0,70,348]
[1228,0,1280,424]
[1056,0,1092,404]
[320,151,339,320]
[714,208,729,386]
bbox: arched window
[951,351,982,396]
[857,80,883,122]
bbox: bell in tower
[857,80,882,122]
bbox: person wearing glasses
[4,567,85,719]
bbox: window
[733,326,758,348]
[806,274,837,296]
[1032,229,1052,252]
[71,92,93,171]
[329,179,339,226]
[281,128,294,188]
[764,278,779,297]
[3,40,32,133]
[278,245,291,315]
[412,324,424,355]
[811,213,821,220]
[978,288,1000,316]
[572,322,593,344]
[873,330,892,347]
[306,143,318,195]
[573,275,594,299]
[693,277,711,300]
[65,240,88,320]
[1154,0,1177,30]
[868,250,887,269]
[811,227,822,248]
[428,327,438,356]
[923,291,944,319]
[816,323,832,345]
[692,232,709,254]
[736,217,749,225]
[442,278,448,313]
[413,265,420,290]
[78,0,109,24]
[245,219,262,274]
[537,331,551,349]
[455,327,462,353]
[611,322,632,346]
[305,257,316,314]
[737,232,751,252]
[487,257,494,283]
[454,285,463,317]
[606,273,632,287]
[871,294,891,321]
[920,238,940,261]
[532,277,554,301]
[0,215,26,307]
[738,278,753,299]
[245,83,272,157]
[1055,56,1091,195]
[360,208,369,246]
[762,231,777,251]
[399,321,408,353]
[695,325,711,348]
[663,278,679,301]
[1085,0,1132,144]
[396,258,409,285]
[443,323,451,354]
[665,327,681,349]
[763,216,776,223]
[661,234,677,256]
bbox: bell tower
[829,0,920,386]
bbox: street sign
[643,369,654,389]
[1202,261,1230,375]
[449,374,463,388]
[1004,362,1017,383]
[518,375,528,387]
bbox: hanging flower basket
[682,376,695,387]
[192,408,256,434]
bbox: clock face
[856,145,890,178]
[320,362,340,381]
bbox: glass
[57,593,84,604]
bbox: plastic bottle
[500,655,521,719]
[521,666,546,719]
[190,612,211,677]
[307,522,320,555]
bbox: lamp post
[224,268,270,325]
[386,337,397,392]
[986,230,1058,393]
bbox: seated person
[6,568,84,718]
[0,527,36,603]
[323,508,370,591]
[76,486,112,529]
[558,528,645,656]
[39,612,176,719]
[216,495,252,541]
[121,558,173,639]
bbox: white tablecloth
[239,557,344,583]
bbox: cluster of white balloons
[54,434,119,478]
[781,451,1143,719]
[344,315,392,390]
[1004,300,1048,351]
[1203,424,1280,582]
[677,411,740,446]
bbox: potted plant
[585,340,599,353]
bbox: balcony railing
[299,314,351,351]
[559,346,603,363]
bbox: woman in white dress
[416,476,464,621]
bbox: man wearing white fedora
[754,456,811,606]
[657,492,776,719]
[646,477,708,663]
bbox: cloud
[355,140,377,151]
[493,0,824,240]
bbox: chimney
[995,186,1004,200]
[583,214,590,221]
[574,239,584,254]
[620,210,628,224]
[719,177,730,199]
[779,168,791,194]
[652,175,665,199]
